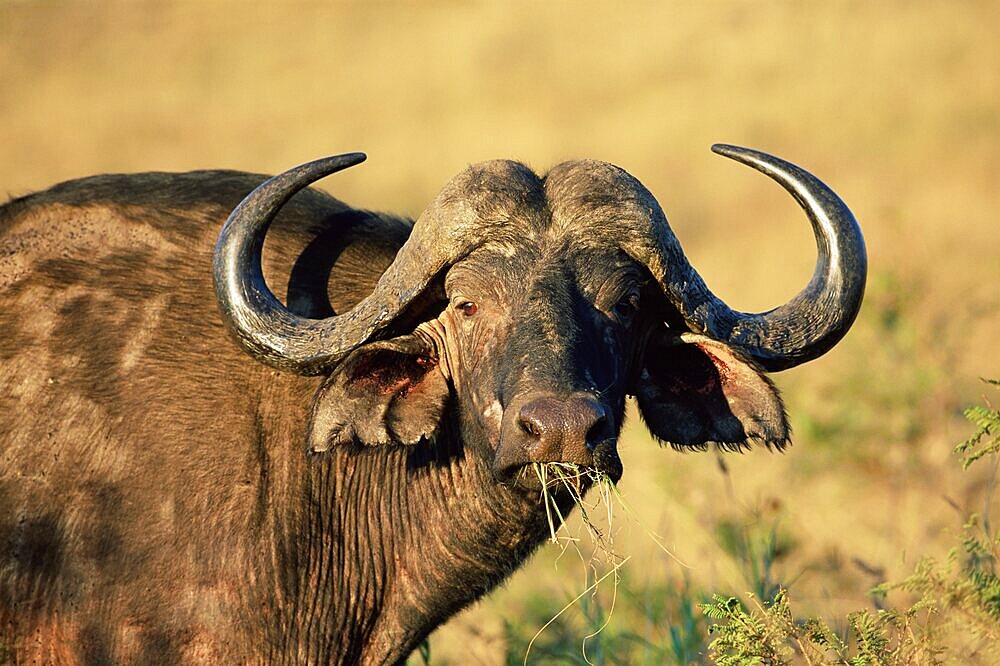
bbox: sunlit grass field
[2,2,997,662]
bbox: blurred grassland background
[2,1,998,662]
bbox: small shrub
[953,378,1000,469]
[702,589,944,665]
[702,379,1000,665]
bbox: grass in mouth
[529,462,683,566]
[527,462,623,665]
[524,462,690,665]
[531,462,618,560]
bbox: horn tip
[711,143,778,173]
[711,143,749,159]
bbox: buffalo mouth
[497,440,624,490]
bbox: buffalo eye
[612,293,639,325]
[456,301,479,317]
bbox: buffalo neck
[263,415,555,664]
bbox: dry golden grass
[3,2,998,663]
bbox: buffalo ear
[306,335,450,451]
[634,331,788,450]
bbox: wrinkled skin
[1,162,787,663]
[420,219,643,480]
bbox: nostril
[519,415,542,438]
[585,414,610,449]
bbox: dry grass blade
[532,462,621,562]
[601,476,691,569]
[526,462,696,663]
[528,463,631,664]
[523,556,632,666]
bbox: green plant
[712,511,793,604]
[702,589,944,665]
[953,378,1000,470]
[874,379,1000,658]
[701,379,1000,665]
[701,591,795,665]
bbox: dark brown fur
[0,173,445,663]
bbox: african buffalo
[0,145,865,663]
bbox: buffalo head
[213,145,866,489]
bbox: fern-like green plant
[702,588,947,665]
[874,513,1000,659]
[702,592,794,665]
[953,378,1000,469]
[701,379,1000,665]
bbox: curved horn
[214,153,487,376]
[658,145,867,371]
